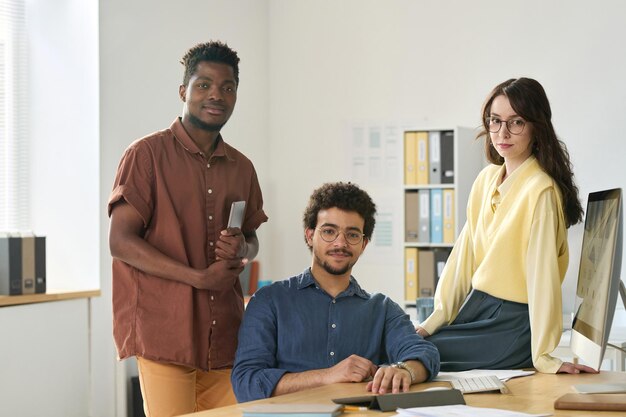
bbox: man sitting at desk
[231,182,440,402]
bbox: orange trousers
[137,357,237,417]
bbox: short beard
[188,112,225,132]
[322,261,352,276]
[314,253,354,276]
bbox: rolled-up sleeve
[384,300,440,380]
[231,289,288,402]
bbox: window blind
[0,0,29,231]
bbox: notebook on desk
[332,389,465,412]
[241,403,342,417]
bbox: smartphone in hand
[227,201,246,229]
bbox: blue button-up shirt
[231,268,440,402]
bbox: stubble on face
[313,248,355,276]
[187,111,225,132]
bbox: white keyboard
[449,375,509,394]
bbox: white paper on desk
[434,369,535,382]
[394,404,551,417]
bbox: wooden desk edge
[0,289,101,307]
[179,371,626,417]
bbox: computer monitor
[570,188,625,371]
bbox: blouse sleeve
[526,189,565,373]
[421,223,475,335]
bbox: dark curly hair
[180,41,240,86]
[303,182,377,247]
[477,77,583,227]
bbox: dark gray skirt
[427,289,533,371]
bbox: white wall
[27,0,99,291]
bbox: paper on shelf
[434,369,535,382]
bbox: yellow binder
[416,131,429,185]
[404,132,417,185]
[443,189,455,243]
[404,247,419,301]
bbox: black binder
[440,130,455,184]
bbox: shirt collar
[496,155,537,195]
[298,268,369,299]
[491,155,537,212]
[170,117,234,161]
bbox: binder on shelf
[443,189,455,243]
[428,131,441,184]
[0,233,46,296]
[433,248,451,287]
[418,249,436,297]
[416,131,429,185]
[35,236,46,294]
[418,189,430,243]
[0,234,22,295]
[21,235,36,294]
[405,191,419,242]
[430,189,443,244]
[404,247,419,301]
[440,130,455,184]
[404,132,418,185]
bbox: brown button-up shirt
[108,118,268,370]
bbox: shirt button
[209,215,213,220]
[207,163,211,168]
[331,324,336,329]
[210,295,214,301]
[330,351,335,356]
[209,241,214,246]
[208,189,213,194]
[332,300,336,304]
[212,320,216,325]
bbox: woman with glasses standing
[416,78,596,374]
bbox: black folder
[332,389,465,412]
[440,130,454,184]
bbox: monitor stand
[573,280,626,394]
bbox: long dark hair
[477,78,583,227]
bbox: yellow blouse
[421,156,568,373]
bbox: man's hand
[415,326,430,338]
[216,227,247,260]
[557,362,599,374]
[366,366,410,394]
[322,355,377,384]
[194,258,246,291]
[367,360,428,394]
